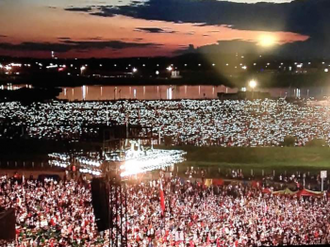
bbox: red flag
[160,181,165,216]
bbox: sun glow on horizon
[258,34,277,47]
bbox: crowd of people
[1,98,330,146]
[1,175,330,246]
[0,176,104,246]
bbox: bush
[305,139,328,147]
[283,136,295,147]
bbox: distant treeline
[1,72,330,89]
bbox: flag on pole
[159,181,165,216]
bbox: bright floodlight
[259,35,277,47]
[249,80,257,89]
[120,149,186,177]
[167,66,173,71]
[132,67,138,73]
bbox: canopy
[262,188,272,194]
[251,180,261,188]
[204,179,224,187]
[297,188,322,197]
[272,188,298,195]
[212,179,224,186]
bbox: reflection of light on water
[56,85,330,101]
[167,88,172,100]
[82,85,86,100]
[58,85,241,101]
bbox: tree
[305,139,328,147]
[283,136,295,147]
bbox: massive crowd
[1,99,330,146]
[1,175,330,246]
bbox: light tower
[249,80,257,99]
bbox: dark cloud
[63,0,288,31]
[0,42,73,52]
[65,6,115,17]
[87,37,103,41]
[58,37,71,41]
[64,6,93,12]
[0,34,7,38]
[174,40,259,56]
[70,0,327,36]
[185,32,195,36]
[175,38,329,59]
[62,40,161,50]
[90,12,115,17]
[134,27,175,33]
[0,40,161,53]
[63,0,330,58]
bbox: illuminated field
[163,146,330,170]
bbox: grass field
[161,146,330,173]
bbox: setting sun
[259,34,277,47]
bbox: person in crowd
[1,99,330,147]
[1,175,330,246]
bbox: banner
[160,182,165,216]
[298,189,322,197]
[272,188,298,196]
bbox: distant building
[171,70,181,79]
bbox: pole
[321,178,324,191]
[115,180,119,247]
[109,178,112,247]
[124,182,128,247]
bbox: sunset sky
[0,0,327,58]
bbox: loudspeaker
[91,178,110,232]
